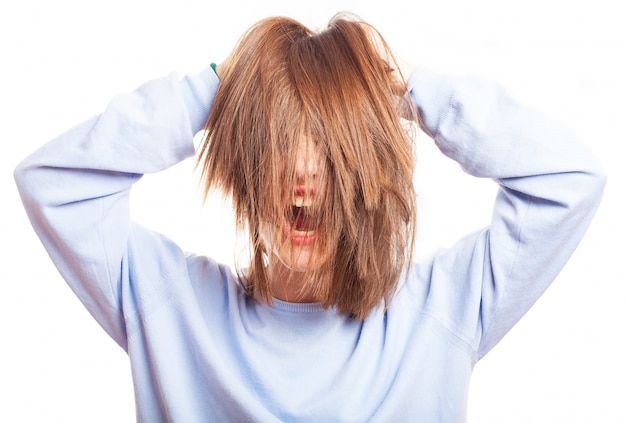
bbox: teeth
[292,197,313,207]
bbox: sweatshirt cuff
[407,67,456,139]
[181,65,221,137]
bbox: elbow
[572,159,607,220]
[14,158,32,201]
[14,157,45,213]
[585,160,608,208]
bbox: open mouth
[283,202,323,245]
[286,204,323,231]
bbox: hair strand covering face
[197,13,417,320]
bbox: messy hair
[197,13,416,320]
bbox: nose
[295,141,320,183]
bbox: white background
[1,0,624,421]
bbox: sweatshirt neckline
[269,297,325,313]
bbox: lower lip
[283,220,318,245]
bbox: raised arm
[405,66,606,357]
[14,66,220,348]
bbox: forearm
[15,66,220,251]
[16,66,218,197]
[408,66,605,209]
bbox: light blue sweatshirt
[15,65,605,422]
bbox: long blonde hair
[197,13,416,320]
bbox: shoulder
[393,229,490,347]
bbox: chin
[275,245,326,272]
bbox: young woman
[15,13,605,422]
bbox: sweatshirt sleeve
[14,66,220,349]
[406,68,606,358]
